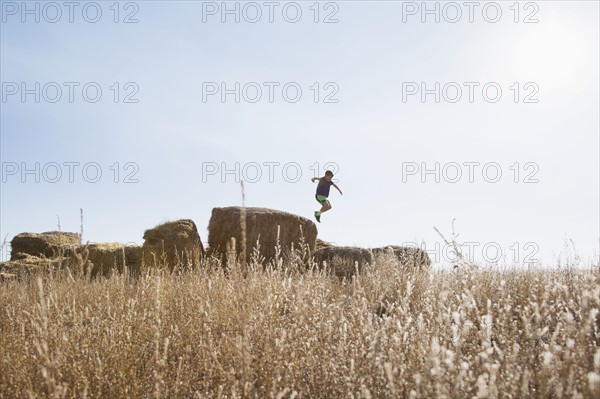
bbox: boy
[311,170,342,223]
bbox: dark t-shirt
[316,178,334,197]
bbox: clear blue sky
[1,1,598,266]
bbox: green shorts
[315,195,330,205]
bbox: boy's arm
[333,183,343,195]
[311,177,320,183]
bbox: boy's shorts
[315,195,330,205]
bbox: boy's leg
[315,195,321,215]
[315,196,331,215]
[320,200,332,213]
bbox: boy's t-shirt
[316,178,334,197]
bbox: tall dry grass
[1,252,599,398]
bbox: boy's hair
[325,170,334,177]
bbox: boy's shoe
[314,212,321,223]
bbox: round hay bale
[86,243,142,277]
[208,207,318,263]
[371,245,431,269]
[10,231,81,260]
[142,219,204,270]
[314,246,372,279]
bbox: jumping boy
[311,170,342,223]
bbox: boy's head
[324,170,334,181]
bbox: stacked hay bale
[10,231,81,260]
[313,244,431,279]
[86,243,142,277]
[0,253,71,280]
[313,246,372,279]
[208,207,318,263]
[315,238,335,251]
[142,219,204,271]
[371,245,431,269]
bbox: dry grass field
[1,251,599,398]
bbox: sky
[1,0,599,267]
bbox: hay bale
[124,245,142,269]
[316,238,335,251]
[86,243,142,277]
[10,231,81,260]
[0,272,16,282]
[208,207,318,263]
[371,245,431,269]
[0,253,70,279]
[10,252,33,261]
[142,219,204,270]
[314,246,372,279]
